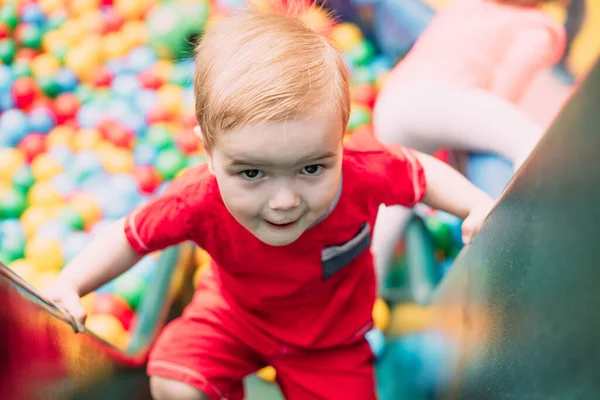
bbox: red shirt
[124,133,426,348]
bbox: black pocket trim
[321,222,371,280]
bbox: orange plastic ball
[121,21,148,48]
[101,33,130,61]
[69,192,102,229]
[74,128,102,151]
[46,125,76,149]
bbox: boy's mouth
[265,219,298,230]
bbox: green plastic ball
[12,61,32,79]
[12,166,35,194]
[37,76,61,98]
[156,148,187,180]
[424,215,453,254]
[113,273,148,311]
[0,234,26,262]
[348,106,371,131]
[60,207,85,231]
[19,24,43,50]
[75,84,94,104]
[352,66,376,85]
[347,40,375,66]
[0,4,18,31]
[0,39,16,64]
[0,189,27,219]
[146,126,174,150]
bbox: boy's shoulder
[163,162,219,205]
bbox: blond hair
[193,6,350,147]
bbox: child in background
[43,4,495,400]
[371,0,567,282]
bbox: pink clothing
[380,0,566,103]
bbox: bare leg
[371,82,544,284]
[150,376,211,400]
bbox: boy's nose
[268,186,301,211]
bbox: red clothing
[124,133,426,397]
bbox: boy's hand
[461,198,495,245]
[42,281,87,333]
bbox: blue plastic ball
[366,328,386,359]
[48,145,73,166]
[29,107,56,134]
[133,142,158,166]
[76,102,105,129]
[111,73,140,100]
[51,173,77,198]
[63,231,91,263]
[0,65,13,92]
[55,68,79,93]
[68,150,104,183]
[37,219,73,242]
[125,46,157,73]
[0,109,30,146]
[20,4,46,25]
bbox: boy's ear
[194,125,214,174]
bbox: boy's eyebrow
[228,151,337,167]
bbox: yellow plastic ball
[101,33,131,61]
[331,22,364,52]
[157,84,183,116]
[152,60,173,83]
[65,46,99,82]
[257,366,277,383]
[0,148,25,183]
[42,30,68,54]
[372,298,391,333]
[20,206,57,237]
[39,0,66,14]
[114,0,152,20]
[81,292,96,313]
[61,21,87,46]
[25,237,64,271]
[31,54,60,77]
[102,148,134,174]
[9,259,38,283]
[32,269,60,290]
[193,262,210,289]
[74,128,102,151]
[121,21,148,48]
[31,153,63,181]
[28,181,63,207]
[46,125,76,149]
[69,193,102,229]
[0,181,10,202]
[78,10,103,34]
[388,303,433,337]
[85,314,129,350]
[69,0,99,17]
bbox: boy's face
[206,114,344,246]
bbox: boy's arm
[415,151,495,242]
[55,218,141,297]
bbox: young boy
[44,6,495,400]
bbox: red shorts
[147,274,376,400]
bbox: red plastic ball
[12,77,38,109]
[146,106,170,125]
[97,118,134,148]
[18,133,47,163]
[91,66,113,88]
[53,93,80,125]
[351,84,377,109]
[138,70,163,90]
[91,293,135,331]
[176,130,200,154]
[101,10,124,34]
[0,23,9,40]
[135,165,162,194]
[14,48,37,64]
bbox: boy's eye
[301,164,323,175]
[240,169,264,180]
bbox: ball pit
[1,0,392,351]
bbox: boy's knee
[150,376,211,400]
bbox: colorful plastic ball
[62,231,90,263]
[74,129,101,152]
[31,153,63,181]
[91,293,135,331]
[28,107,56,133]
[54,68,79,93]
[58,206,84,231]
[68,192,102,228]
[365,328,386,359]
[352,66,376,85]
[50,173,76,198]
[257,366,277,383]
[8,259,37,282]
[135,165,161,194]
[20,4,46,25]
[155,148,187,181]
[25,236,64,271]
[125,46,157,74]
[0,219,25,238]
[45,125,75,149]
[28,181,63,207]
[138,70,162,91]
[37,219,72,242]
[0,148,25,183]
[175,131,200,154]
[17,132,46,162]
[11,165,35,194]
[351,84,377,109]
[0,189,27,219]
[331,22,363,52]
[0,64,13,91]
[16,23,43,50]
[11,76,37,109]
[388,303,433,337]
[111,73,140,100]
[129,255,158,284]
[146,125,174,150]
[20,206,56,237]
[0,4,18,31]
[373,297,391,333]
[31,53,60,78]
[347,104,371,131]
[0,231,26,262]
[85,313,129,349]
[69,151,103,183]
[53,93,80,124]
[133,142,158,166]
[0,23,8,40]
[37,75,61,98]
[0,38,16,64]
[12,61,32,79]
[112,272,147,312]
